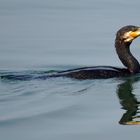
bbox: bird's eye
[132,27,138,32]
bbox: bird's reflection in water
[117,76,140,125]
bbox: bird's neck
[115,39,140,73]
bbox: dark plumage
[50,25,140,79]
[2,25,140,81]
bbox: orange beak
[129,28,140,38]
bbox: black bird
[1,25,140,81]
[50,25,140,79]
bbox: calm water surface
[0,0,140,140]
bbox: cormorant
[1,25,140,81]
[50,25,140,79]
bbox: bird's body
[49,25,140,79]
[1,25,140,81]
[49,66,130,79]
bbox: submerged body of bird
[47,25,140,79]
[1,25,140,80]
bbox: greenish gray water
[0,0,140,140]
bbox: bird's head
[116,25,140,43]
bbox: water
[1,0,140,140]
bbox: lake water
[1,0,140,140]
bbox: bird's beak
[129,28,140,38]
